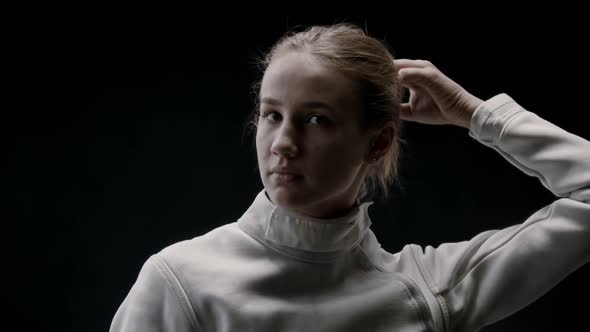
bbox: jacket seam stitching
[410,245,449,332]
[397,279,428,332]
[152,254,202,331]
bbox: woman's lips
[272,172,303,184]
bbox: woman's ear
[367,125,394,162]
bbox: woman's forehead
[260,53,361,111]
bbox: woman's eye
[261,111,281,122]
[308,115,326,125]
[261,111,327,125]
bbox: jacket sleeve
[110,254,201,332]
[409,93,590,332]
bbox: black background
[7,12,589,331]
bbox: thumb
[399,103,414,121]
[398,67,450,102]
[398,68,436,90]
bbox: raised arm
[395,59,590,331]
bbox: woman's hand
[394,59,484,129]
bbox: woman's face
[256,52,373,219]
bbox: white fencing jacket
[110,94,590,331]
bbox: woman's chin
[267,186,310,208]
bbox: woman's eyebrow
[260,97,335,113]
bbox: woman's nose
[271,121,300,159]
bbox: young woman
[110,24,590,332]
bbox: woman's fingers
[393,59,433,70]
[398,67,435,88]
[395,60,443,94]
[395,58,482,127]
[398,66,449,104]
[398,65,459,104]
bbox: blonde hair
[244,23,406,203]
